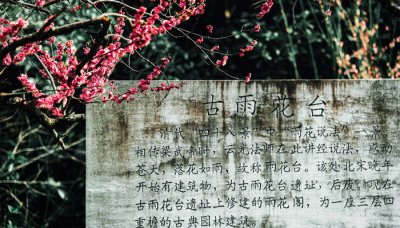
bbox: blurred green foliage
[0,0,399,227]
[0,107,85,227]
[112,0,399,80]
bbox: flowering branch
[0,0,275,133]
[34,53,57,93]
[0,16,110,61]
[74,17,111,75]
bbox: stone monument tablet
[87,80,399,227]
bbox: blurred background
[0,0,399,227]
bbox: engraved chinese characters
[87,81,400,228]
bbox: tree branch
[5,0,50,14]
[0,16,111,61]
[5,97,85,150]
[37,8,66,34]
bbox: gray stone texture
[87,80,400,227]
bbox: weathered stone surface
[87,80,400,228]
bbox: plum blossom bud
[245,73,252,83]
[216,55,228,67]
[196,36,204,44]
[206,25,213,34]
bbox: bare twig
[50,128,66,150]
[173,28,239,79]
[0,110,19,123]
[1,135,83,177]
[0,187,23,206]
[5,96,85,150]
[2,150,56,177]
[0,180,61,185]
[0,66,8,78]
[43,0,66,8]
[12,127,41,155]
[87,0,141,14]
[5,0,50,14]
